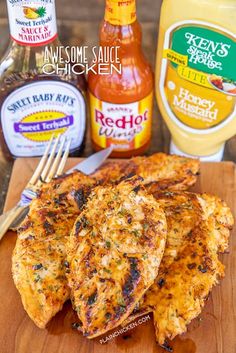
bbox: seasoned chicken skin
[12,172,95,328]
[91,153,200,193]
[11,153,199,329]
[67,178,167,338]
[124,191,233,346]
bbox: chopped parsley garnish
[118,208,127,216]
[104,268,111,274]
[105,240,111,249]
[117,297,126,307]
[132,229,141,238]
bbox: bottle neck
[6,0,58,47]
[104,0,137,26]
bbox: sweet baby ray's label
[160,21,236,133]
[89,92,153,152]
[6,0,57,46]
[1,81,86,157]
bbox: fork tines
[27,135,71,189]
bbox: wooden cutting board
[0,158,235,353]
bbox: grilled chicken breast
[91,153,200,193]
[67,177,167,338]
[12,172,95,328]
[124,191,233,346]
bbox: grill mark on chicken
[67,177,167,338]
[123,191,233,346]
[12,171,96,329]
[91,153,200,193]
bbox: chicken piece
[12,172,95,328]
[67,177,167,338]
[91,153,200,193]
[124,191,233,347]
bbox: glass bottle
[0,0,87,159]
[88,0,154,158]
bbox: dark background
[0,0,162,22]
[0,0,162,51]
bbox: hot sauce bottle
[0,0,86,159]
[88,0,154,158]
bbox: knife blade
[5,146,114,229]
[67,145,113,175]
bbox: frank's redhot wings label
[6,0,58,46]
[89,91,153,151]
[105,0,137,26]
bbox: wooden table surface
[1,159,236,353]
[1,14,236,212]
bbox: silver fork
[0,135,70,241]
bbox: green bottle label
[171,26,236,81]
[160,22,236,132]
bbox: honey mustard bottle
[156,0,236,161]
